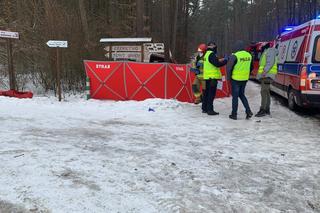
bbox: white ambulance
[273,18,320,109]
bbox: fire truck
[246,41,274,79]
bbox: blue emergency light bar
[284,26,294,31]
[317,15,320,19]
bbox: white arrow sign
[0,30,19,39]
[46,40,68,48]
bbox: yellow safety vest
[258,49,278,75]
[203,51,221,80]
[232,51,252,81]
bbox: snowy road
[0,82,319,213]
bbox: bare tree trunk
[292,0,296,24]
[43,0,57,92]
[136,0,144,37]
[183,0,189,62]
[162,0,170,62]
[171,0,179,58]
[79,0,90,49]
[43,0,56,38]
[312,0,317,18]
[286,0,290,24]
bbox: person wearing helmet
[202,41,228,115]
[191,43,207,104]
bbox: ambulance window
[313,36,320,63]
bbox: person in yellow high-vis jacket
[255,43,278,117]
[227,40,254,120]
[202,41,228,115]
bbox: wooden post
[1,30,19,90]
[6,39,16,90]
[56,48,61,102]
[46,40,68,101]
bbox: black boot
[255,109,267,117]
[246,111,253,120]
[265,109,271,115]
[207,111,219,116]
[229,114,237,120]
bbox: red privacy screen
[84,61,230,103]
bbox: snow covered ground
[0,82,319,213]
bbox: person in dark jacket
[227,40,254,120]
[202,41,228,115]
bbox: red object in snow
[84,60,230,103]
[0,90,33,99]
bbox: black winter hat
[233,40,245,52]
[207,41,216,47]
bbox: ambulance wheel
[288,89,297,110]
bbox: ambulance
[273,18,320,109]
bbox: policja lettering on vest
[232,51,252,81]
[226,40,253,120]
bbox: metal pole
[7,39,16,90]
[56,48,61,102]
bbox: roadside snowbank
[0,82,319,212]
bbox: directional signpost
[0,30,19,90]
[46,40,68,102]
[0,30,19,39]
[46,40,68,48]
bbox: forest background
[0,0,318,91]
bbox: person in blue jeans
[227,41,254,120]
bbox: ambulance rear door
[307,20,320,92]
[277,23,311,95]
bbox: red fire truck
[246,41,274,79]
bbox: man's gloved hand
[196,61,203,68]
[218,58,226,63]
[190,68,201,75]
